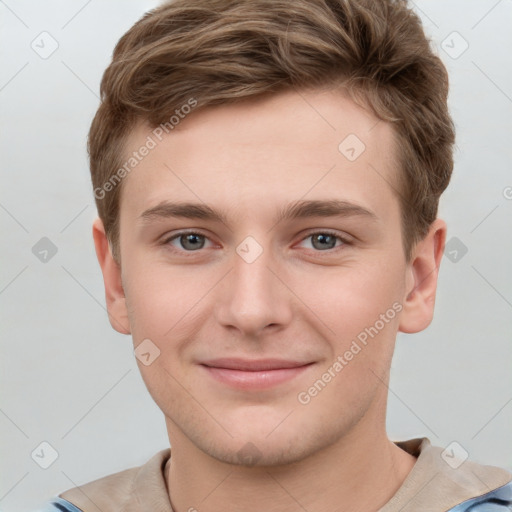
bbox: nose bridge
[215,234,291,334]
[234,239,273,299]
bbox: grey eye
[178,233,206,251]
[310,233,339,250]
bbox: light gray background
[1,1,511,510]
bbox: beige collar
[60,437,512,512]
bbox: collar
[60,437,512,512]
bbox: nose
[214,238,293,337]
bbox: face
[96,88,443,466]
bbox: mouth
[199,358,314,390]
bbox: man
[36,0,512,510]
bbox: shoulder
[448,479,512,511]
[384,438,512,512]
[57,463,139,508]
[54,449,171,512]
[31,496,84,511]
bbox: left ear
[398,218,447,333]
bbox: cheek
[296,259,404,340]
[123,257,217,347]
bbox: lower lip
[201,364,313,390]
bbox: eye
[298,231,350,251]
[162,231,213,252]
[161,229,351,254]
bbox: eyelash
[161,229,352,254]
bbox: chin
[191,416,342,468]
[205,436,314,468]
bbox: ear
[92,217,131,335]
[398,218,447,333]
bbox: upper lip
[200,358,313,371]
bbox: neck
[166,413,417,512]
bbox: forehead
[119,88,400,225]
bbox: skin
[93,87,446,512]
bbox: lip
[200,358,314,390]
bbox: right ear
[92,217,131,335]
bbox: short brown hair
[89,0,455,264]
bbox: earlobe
[92,217,131,335]
[398,218,447,334]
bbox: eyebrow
[138,199,378,226]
